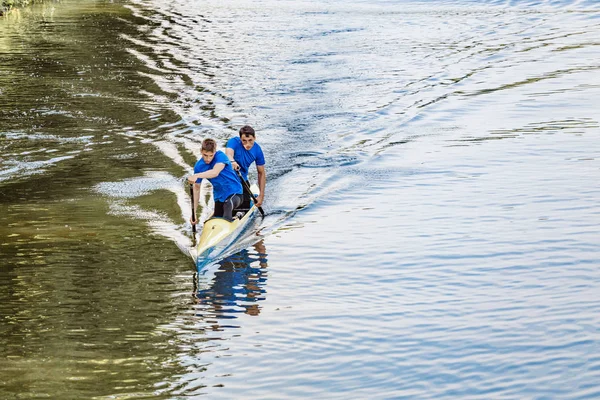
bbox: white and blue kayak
[195,184,262,268]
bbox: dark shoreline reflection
[193,241,268,323]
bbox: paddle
[189,183,197,233]
[236,170,265,217]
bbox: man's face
[241,134,255,151]
[201,150,215,164]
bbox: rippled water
[1,0,599,398]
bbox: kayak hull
[195,205,258,269]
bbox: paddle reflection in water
[193,241,268,324]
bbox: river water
[1,0,599,398]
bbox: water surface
[1,0,599,398]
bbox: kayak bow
[195,184,261,268]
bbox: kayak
[195,184,261,268]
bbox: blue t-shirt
[194,150,243,202]
[226,137,266,181]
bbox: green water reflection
[0,1,206,397]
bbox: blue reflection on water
[194,242,269,319]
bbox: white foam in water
[95,170,220,261]
[95,170,179,198]
[153,140,194,172]
[107,200,194,257]
[0,155,75,182]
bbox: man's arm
[188,163,226,183]
[256,164,266,207]
[225,148,240,171]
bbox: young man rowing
[225,125,266,209]
[188,138,243,223]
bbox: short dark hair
[201,138,217,152]
[239,125,255,138]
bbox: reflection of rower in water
[194,240,268,317]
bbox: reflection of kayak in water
[195,184,261,269]
[194,244,268,317]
